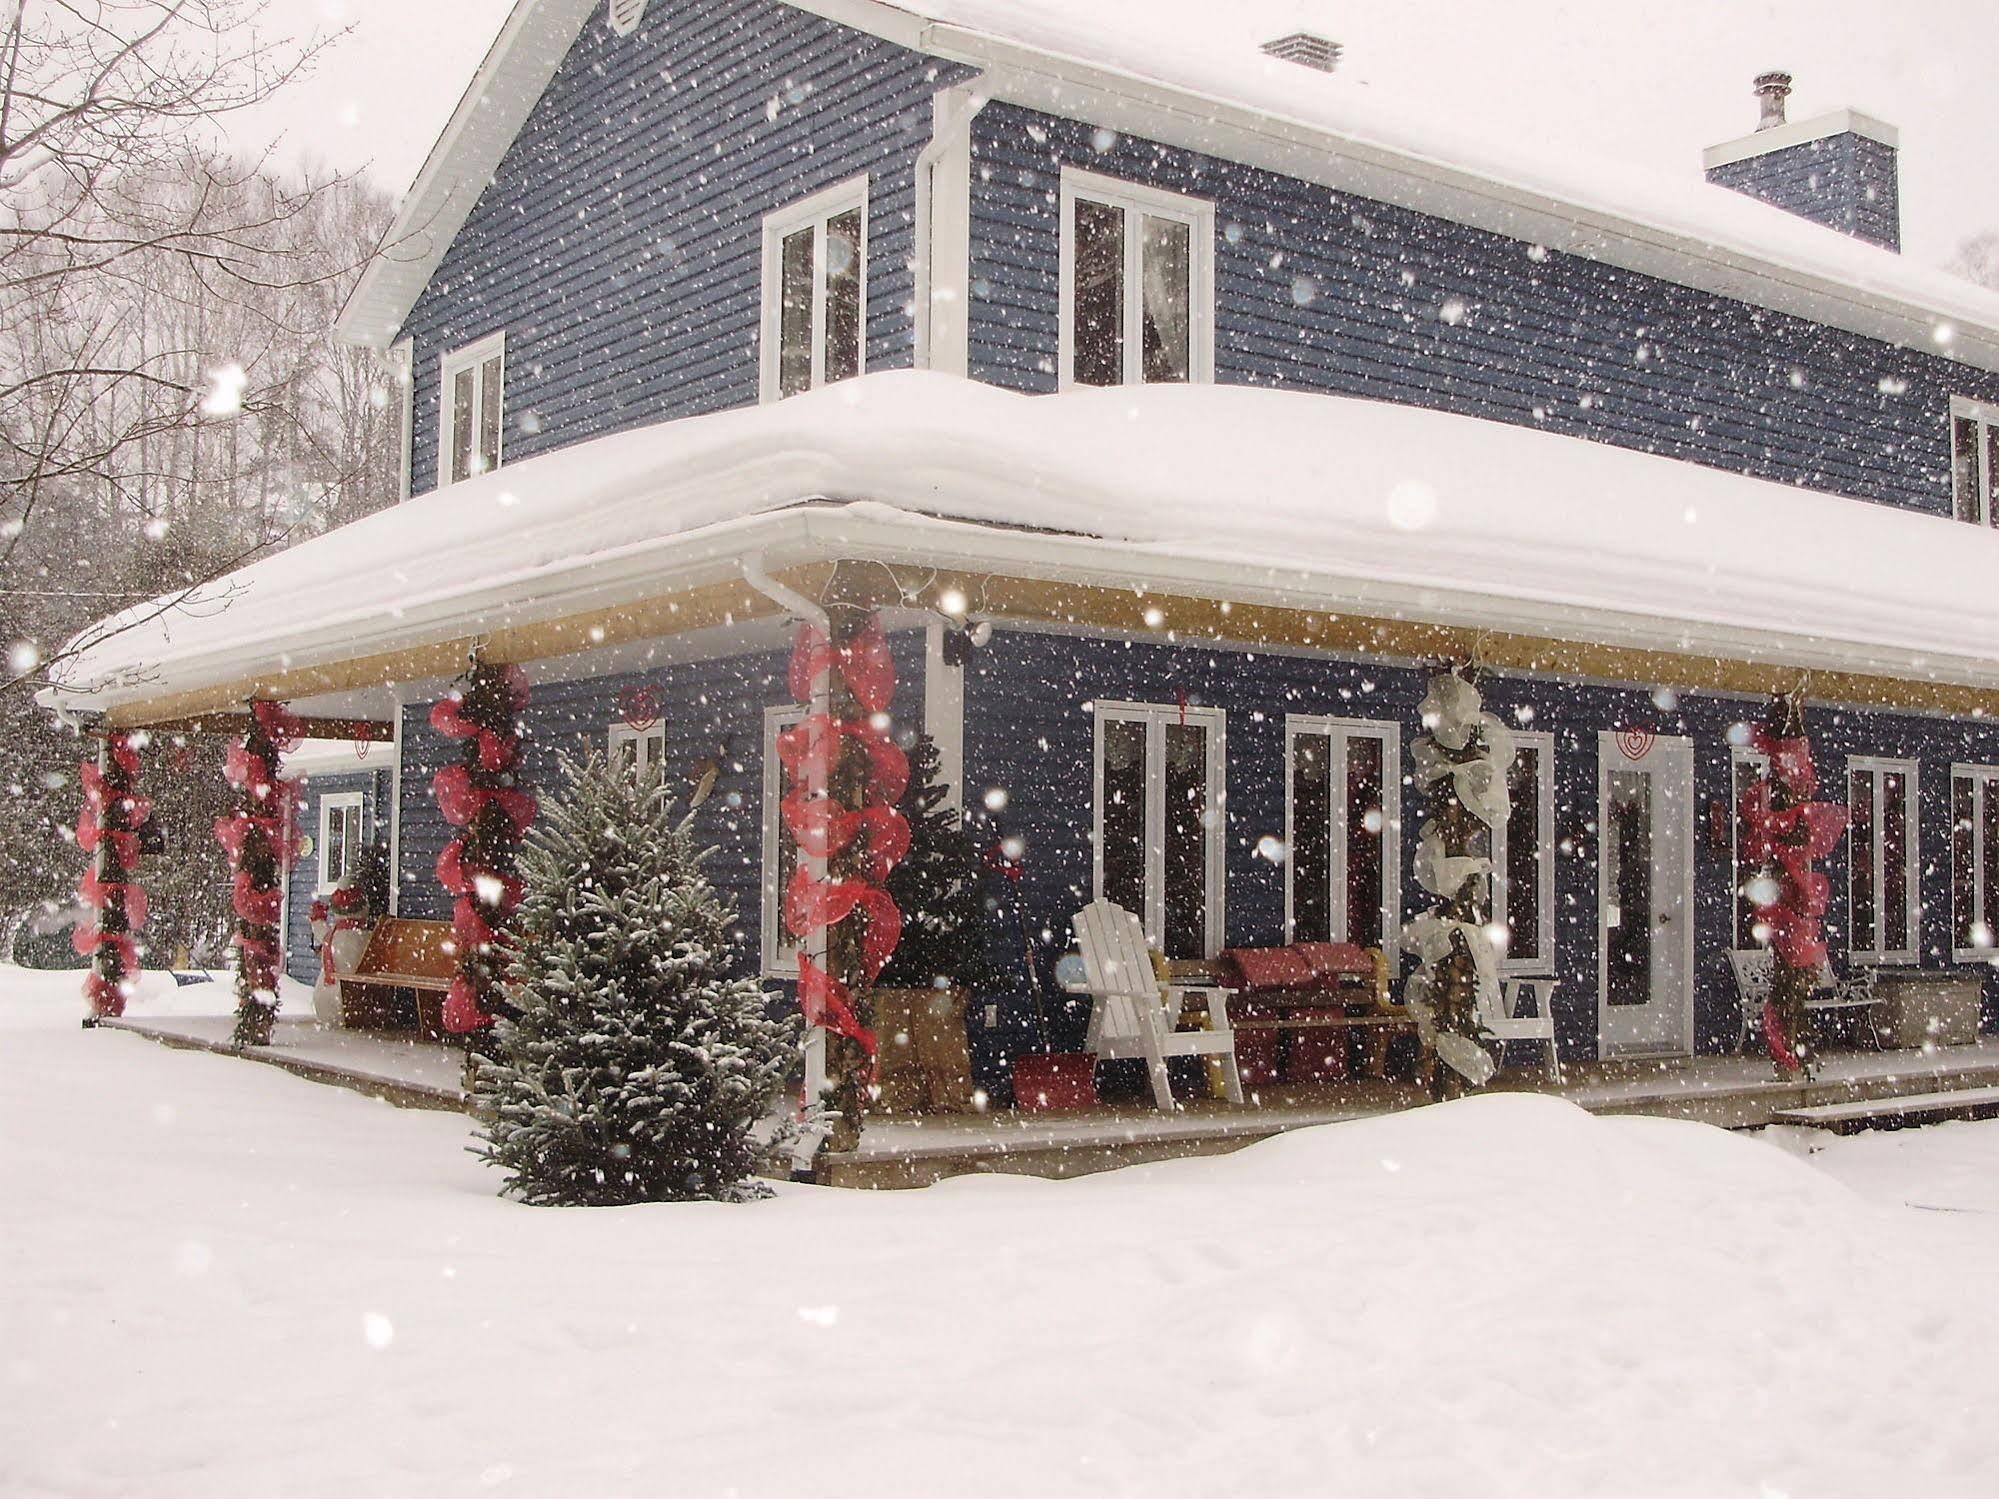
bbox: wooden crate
[1875,971,1983,1050]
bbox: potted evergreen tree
[868,735,992,1113]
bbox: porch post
[219,702,303,1048]
[75,729,151,1021]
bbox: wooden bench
[1228,1005,1417,1079]
[338,918,456,1038]
[1769,1085,1999,1135]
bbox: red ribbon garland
[74,730,151,1018]
[780,619,913,1060]
[1737,726,1848,974]
[212,703,304,997]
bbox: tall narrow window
[761,179,867,401]
[439,332,505,486]
[318,792,365,888]
[1093,701,1226,958]
[1950,397,1999,526]
[1492,731,1556,972]
[1951,764,1999,960]
[1060,168,1213,390]
[761,704,806,975]
[1849,757,1919,963]
[1285,717,1399,954]
[1730,745,1772,949]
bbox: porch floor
[97,1014,467,1110]
[94,1015,1999,1188]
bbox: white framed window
[761,704,806,976]
[1950,396,1999,526]
[1730,745,1773,950]
[1285,716,1400,956]
[1950,764,1999,961]
[1849,756,1920,964]
[608,722,665,777]
[1094,700,1227,959]
[318,792,365,889]
[389,337,414,502]
[1059,167,1215,390]
[760,177,868,402]
[439,331,505,486]
[1493,730,1556,974]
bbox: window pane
[1983,782,1999,951]
[1162,722,1210,958]
[1850,770,1877,953]
[1344,735,1385,948]
[1505,747,1541,963]
[823,209,862,386]
[1139,214,1192,384]
[779,227,814,398]
[451,367,475,483]
[1954,775,1975,950]
[1100,719,1147,917]
[1882,771,1910,953]
[1987,426,1999,529]
[1604,770,1653,1006]
[1072,198,1125,387]
[1953,417,1983,523]
[478,355,502,474]
[1289,732,1332,943]
[771,719,801,961]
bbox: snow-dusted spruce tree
[1403,666,1516,1097]
[476,752,797,1205]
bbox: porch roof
[47,372,1999,720]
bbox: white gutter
[740,552,831,1167]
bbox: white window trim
[1730,745,1772,950]
[1950,395,1997,527]
[1282,714,1401,959]
[1091,699,1228,959]
[759,175,870,403]
[608,721,666,774]
[318,791,365,891]
[1950,762,1999,963]
[1848,755,1921,965]
[1057,166,1216,392]
[390,337,414,502]
[437,330,506,487]
[761,703,806,977]
[1493,730,1556,976]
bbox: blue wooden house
[49,1,1999,1119]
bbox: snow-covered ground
[4,965,1996,1499]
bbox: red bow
[788,620,897,715]
[443,973,493,1034]
[797,955,876,1057]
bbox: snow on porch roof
[47,371,1999,714]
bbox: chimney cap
[1753,70,1794,130]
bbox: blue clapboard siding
[1707,132,1901,252]
[401,0,965,496]
[958,624,1999,1096]
[284,770,386,984]
[397,630,927,976]
[967,102,1993,515]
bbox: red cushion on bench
[1222,946,1318,990]
[1292,942,1376,980]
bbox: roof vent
[606,0,646,37]
[1753,70,1793,131]
[1262,32,1342,74]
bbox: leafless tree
[1951,232,1999,294]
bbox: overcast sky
[239,0,1999,270]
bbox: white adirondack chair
[1478,977,1562,1080]
[1073,900,1245,1112]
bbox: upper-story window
[761,178,867,401]
[1952,397,1999,526]
[1059,168,1214,390]
[440,331,504,486]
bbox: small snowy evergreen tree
[475,752,797,1206]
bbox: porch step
[1769,1084,1999,1135]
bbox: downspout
[742,553,831,1166]
[914,80,988,374]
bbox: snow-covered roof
[338,0,1999,373]
[48,372,1999,715]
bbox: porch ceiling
[47,373,1999,726]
